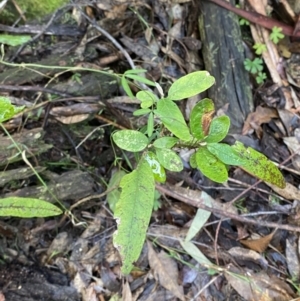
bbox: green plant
[253,43,267,55]
[244,58,263,74]
[244,58,267,85]
[0,96,62,218]
[256,71,267,84]
[270,26,285,44]
[111,71,285,274]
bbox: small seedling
[270,26,284,44]
[253,43,267,55]
[244,58,264,74]
[256,72,267,84]
[111,71,286,274]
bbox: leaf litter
[1,0,300,300]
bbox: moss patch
[1,0,68,23]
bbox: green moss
[1,0,69,24]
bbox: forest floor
[0,0,300,300]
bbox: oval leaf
[207,143,245,165]
[189,152,197,168]
[205,115,230,143]
[145,151,166,183]
[125,74,156,86]
[168,71,215,101]
[113,130,148,152]
[136,91,157,108]
[232,141,286,188]
[0,197,62,217]
[153,137,178,149]
[190,98,215,141]
[156,148,183,172]
[113,158,155,274]
[154,98,191,141]
[196,147,228,183]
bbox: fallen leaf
[285,238,300,280]
[240,230,277,253]
[147,241,185,301]
[225,266,295,301]
[242,106,278,135]
[266,181,300,200]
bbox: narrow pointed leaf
[190,98,215,140]
[185,203,212,242]
[168,71,215,101]
[147,112,154,137]
[113,158,155,274]
[125,74,156,86]
[181,240,213,266]
[124,69,147,75]
[232,142,286,188]
[156,148,183,172]
[113,130,148,152]
[0,197,62,217]
[153,137,178,149]
[207,143,246,165]
[144,151,166,183]
[196,147,228,183]
[154,98,190,141]
[121,76,134,98]
[205,115,230,143]
[133,108,151,116]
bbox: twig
[156,184,300,232]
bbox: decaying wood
[199,0,253,132]
[3,170,94,203]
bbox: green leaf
[156,148,183,172]
[181,240,213,266]
[168,71,215,101]
[147,112,154,137]
[0,96,24,123]
[133,108,151,116]
[270,26,284,44]
[136,91,157,108]
[107,170,127,212]
[125,74,156,86]
[232,141,286,188]
[205,115,230,143]
[113,158,155,274]
[153,137,178,149]
[189,152,197,168]
[207,143,246,165]
[124,69,147,75]
[113,130,148,152]
[190,98,215,140]
[144,151,166,183]
[0,197,62,217]
[154,98,191,141]
[185,204,212,242]
[196,147,228,183]
[0,34,31,46]
[121,75,134,98]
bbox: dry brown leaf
[122,281,133,301]
[240,230,276,253]
[242,106,278,135]
[54,114,90,124]
[228,247,268,268]
[225,267,295,301]
[285,238,300,280]
[266,181,300,200]
[147,241,185,301]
